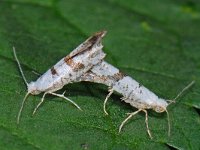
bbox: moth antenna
[17,92,30,124]
[165,109,170,137]
[165,81,195,136]
[13,46,28,87]
[173,80,195,102]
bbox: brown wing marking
[66,31,107,59]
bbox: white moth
[14,30,194,139]
[77,60,194,139]
[14,31,107,124]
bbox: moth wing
[77,70,109,84]
[67,31,107,59]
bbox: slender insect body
[79,61,168,112]
[114,76,168,112]
[78,60,194,138]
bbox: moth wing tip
[95,30,107,37]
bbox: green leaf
[0,0,199,149]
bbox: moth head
[152,98,168,113]
[28,82,40,95]
[154,106,166,113]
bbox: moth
[14,30,194,139]
[77,60,194,138]
[14,31,107,123]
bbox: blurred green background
[0,0,199,149]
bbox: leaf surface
[0,0,199,149]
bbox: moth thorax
[28,82,40,95]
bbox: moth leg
[142,109,153,139]
[103,87,114,115]
[50,92,82,111]
[32,92,48,115]
[119,109,142,133]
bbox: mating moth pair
[14,31,194,139]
